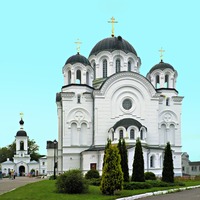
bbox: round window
[122,99,132,110]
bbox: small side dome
[89,36,137,57]
[149,60,175,74]
[16,130,27,136]
[65,53,91,66]
[147,60,178,89]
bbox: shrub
[146,180,170,187]
[49,175,57,180]
[85,169,100,179]
[56,169,89,194]
[88,178,101,186]
[144,172,156,180]
[123,182,152,190]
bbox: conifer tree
[102,138,111,167]
[101,144,123,195]
[162,142,174,183]
[131,138,145,182]
[118,139,129,182]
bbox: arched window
[86,71,89,85]
[165,75,169,88]
[166,97,170,106]
[68,70,71,84]
[77,94,81,103]
[140,130,144,140]
[20,141,24,150]
[76,70,81,84]
[116,59,120,73]
[130,129,135,139]
[150,155,155,168]
[103,59,107,78]
[156,75,160,89]
[128,61,131,71]
[93,63,96,79]
[119,130,123,139]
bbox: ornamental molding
[93,72,156,97]
[172,96,184,102]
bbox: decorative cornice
[172,96,184,102]
[94,72,157,97]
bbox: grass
[1,180,200,200]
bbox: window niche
[128,61,131,71]
[20,141,24,150]
[130,129,135,139]
[103,59,107,78]
[116,59,121,73]
[119,130,123,139]
[77,94,81,103]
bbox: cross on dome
[159,47,165,61]
[108,17,118,37]
[74,38,82,53]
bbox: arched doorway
[19,166,25,176]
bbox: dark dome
[89,36,137,57]
[149,60,175,74]
[112,118,146,131]
[16,130,27,137]
[65,53,91,66]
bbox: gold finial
[108,17,118,37]
[20,112,24,119]
[74,38,82,53]
[159,47,165,61]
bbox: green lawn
[1,180,200,200]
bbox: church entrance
[19,166,25,176]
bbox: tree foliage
[131,138,145,182]
[101,142,123,195]
[118,139,129,182]
[85,169,100,179]
[0,139,41,163]
[56,169,88,194]
[162,142,174,183]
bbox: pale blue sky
[0,0,199,160]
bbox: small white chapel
[1,114,47,176]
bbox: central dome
[89,36,137,57]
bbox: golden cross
[108,17,118,37]
[74,38,82,53]
[20,112,24,119]
[159,47,165,61]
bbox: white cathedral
[47,27,183,177]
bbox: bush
[56,169,89,194]
[123,182,152,190]
[88,178,101,186]
[49,175,57,180]
[146,180,170,187]
[85,169,100,179]
[144,172,156,180]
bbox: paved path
[140,187,200,200]
[0,177,43,195]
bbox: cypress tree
[162,142,174,183]
[131,138,145,182]
[103,138,111,167]
[100,144,123,195]
[118,139,129,182]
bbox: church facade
[47,31,183,177]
